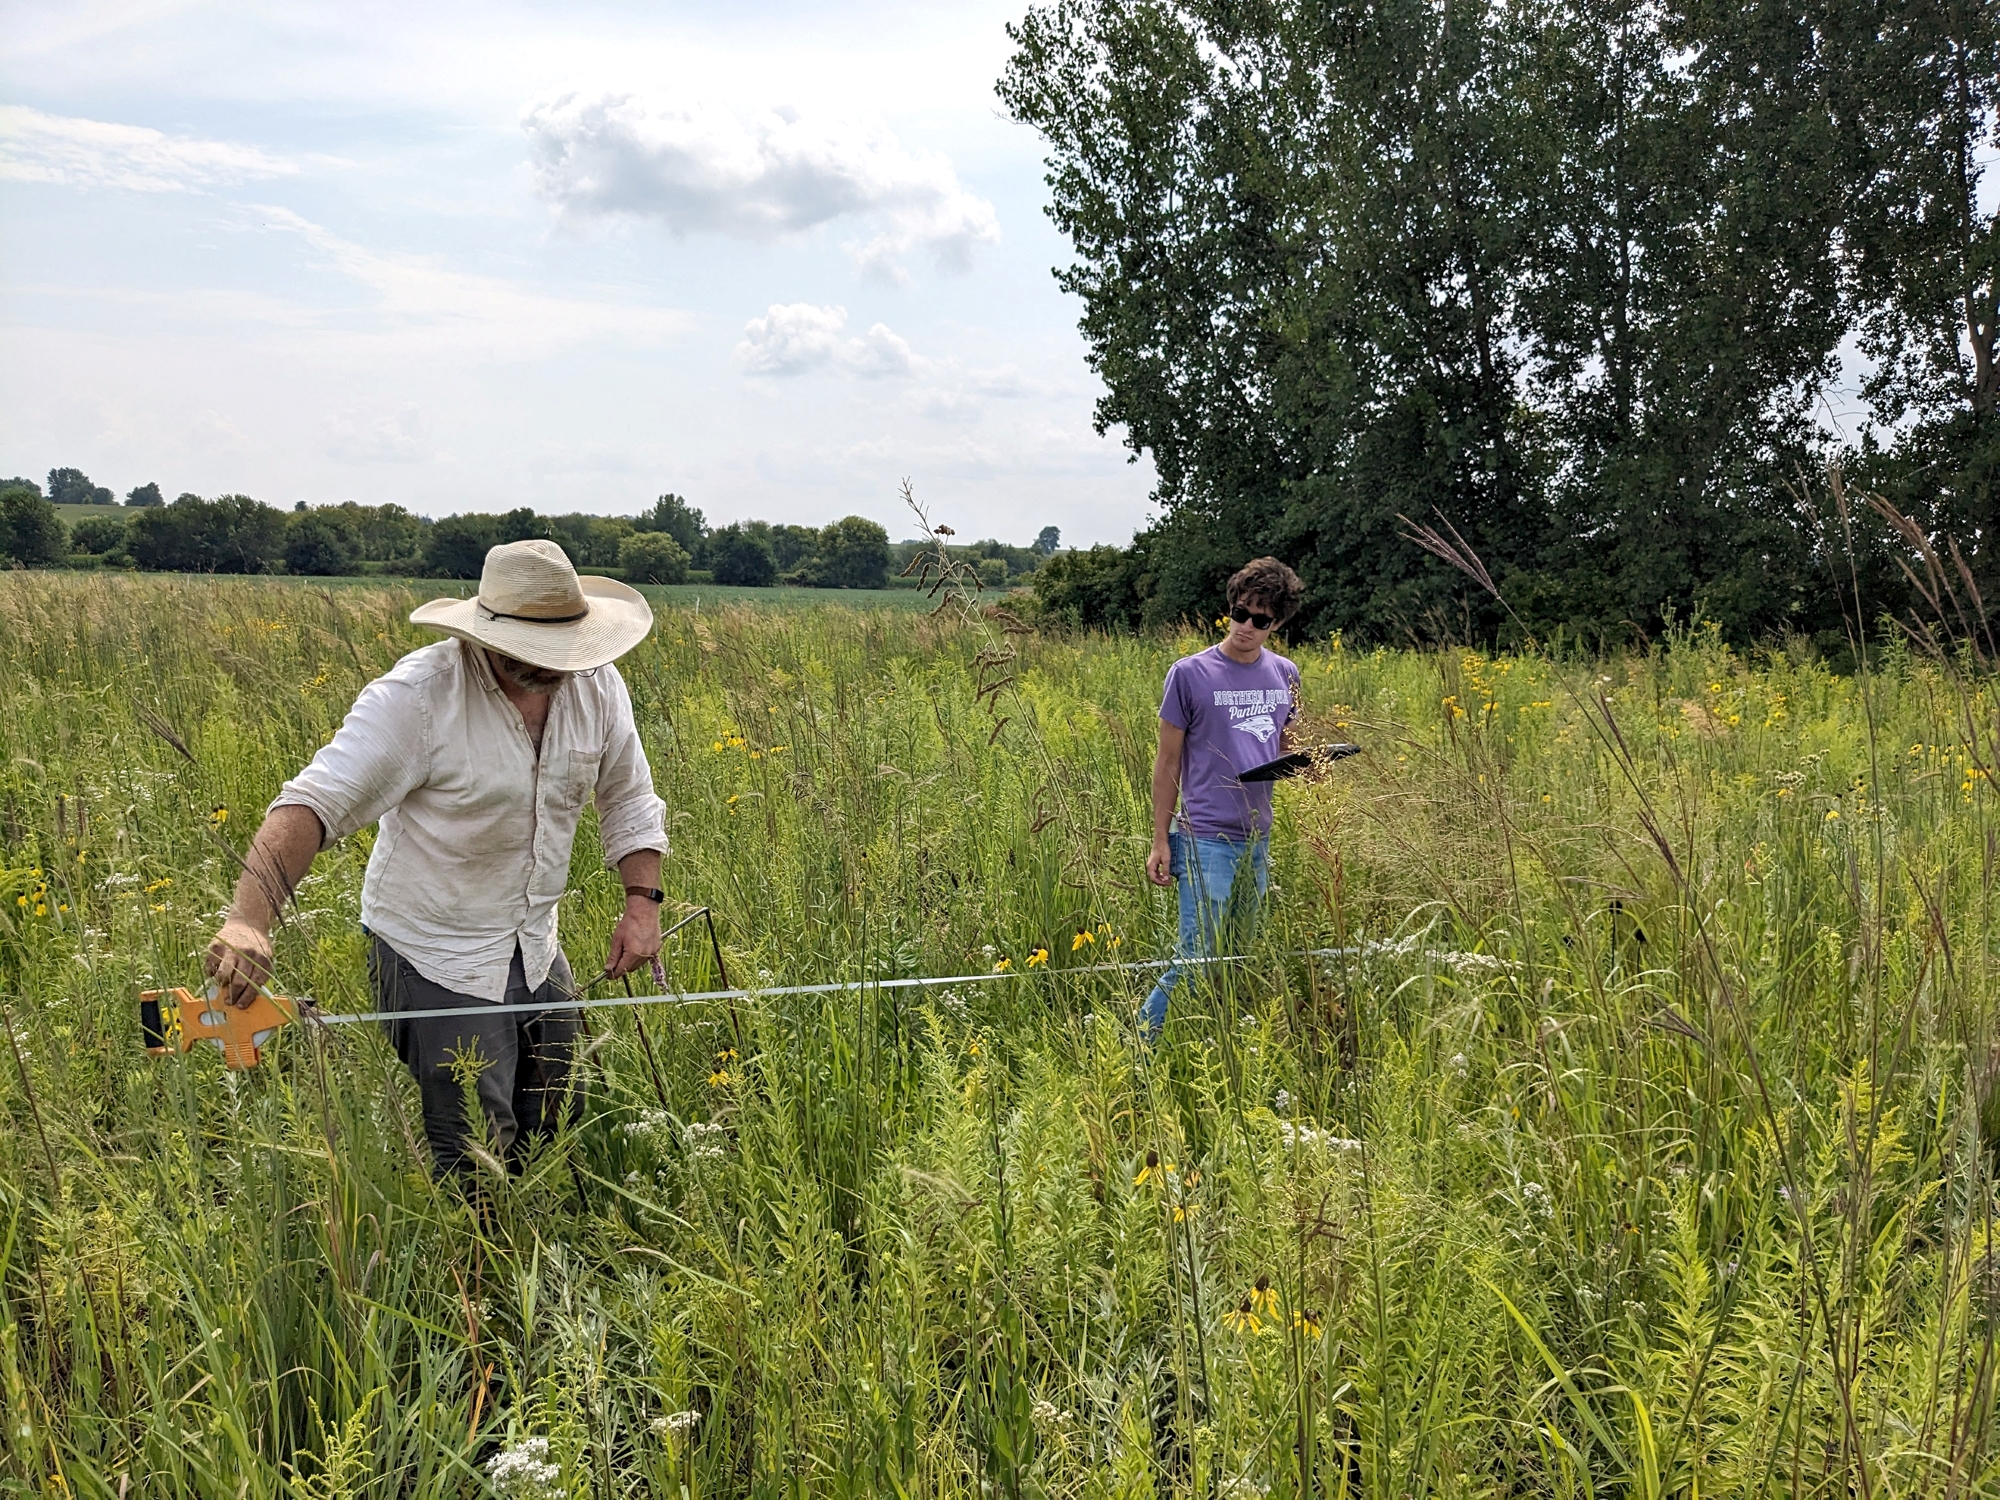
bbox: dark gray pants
[369,937,580,1178]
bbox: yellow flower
[968,1040,982,1057]
[770,745,788,754]
[712,740,725,752]
[1071,929,1095,951]
[13,896,23,908]
[707,1069,731,1087]
[1248,1275,1278,1318]
[1173,1202,1198,1222]
[1109,935,1121,949]
[1027,947,1048,967]
[714,1047,737,1063]
[1134,1150,1166,1187]
[992,957,1012,972]
[1293,1308,1324,1339]
[1222,1300,1262,1335]
[209,805,229,826]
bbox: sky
[0,0,1159,545]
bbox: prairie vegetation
[1,571,1997,1496]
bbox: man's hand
[205,919,275,1009]
[603,900,663,981]
[1147,836,1174,887]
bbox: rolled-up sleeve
[269,676,431,849]
[593,665,667,868]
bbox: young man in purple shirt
[1140,556,1306,1036]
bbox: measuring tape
[140,948,1366,1067]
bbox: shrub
[0,484,66,566]
[285,509,363,576]
[68,513,132,557]
[709,524,778,587]
[421,514,500,579]
[128,494,285,573]
[797,516,891,589]
[1030,544,1154,629]
[619,530,690,585]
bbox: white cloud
[325,404,424,465]
[736,303,924,379]
[0,104,297,192]
[522,93,998,276]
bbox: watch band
[624,886,666,904]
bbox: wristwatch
[624,886,666,904]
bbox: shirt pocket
[551,749,602,812]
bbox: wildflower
[992,956,1012,972]
[1026,947,1048,967]
[1248,1274,1278,1318]
[1273,1089,1291,1115]
[1173,1202,1198,1223]
[1134,1150,1166,1187]
[1293,1308,1324,1339]
[968,1039,982,1056]
[652,1410,700,1444]
[1222,1299,1263,1335]
[712,740,725,752]
[485,1436,561,1499]
[209,805,229,826]
[707,1068,731,1088]
[1071,929,1095,951]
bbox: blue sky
[0,0,1157,545]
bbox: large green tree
[1002,0,1883,641]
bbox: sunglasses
[1228,605,1278,630]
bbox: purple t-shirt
[1161,645,1302,838]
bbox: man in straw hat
[204,539,667,1177]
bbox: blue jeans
[1139,830,1270,1037]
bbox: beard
[489,651,571,693]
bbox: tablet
[1237,743,1363,783]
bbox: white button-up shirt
[270,638,667,1003]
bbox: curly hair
[1225,556,1305,623]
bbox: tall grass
[0,571,1994,1496]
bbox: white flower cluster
[621,1108,673,1142]
[1521,1181,1553,1217]
[485,1436,561,1499]
[651,1410,700,1442]
[1278,1122,1363,1153]
[686,1122,728,1161]
[1273,1089,1292,1115]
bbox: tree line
[1003,0,2000,645]
[0,470,1065,590]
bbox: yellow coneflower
[715,1048,737,1063]
[1172,1202,1199,1223]
[1134,1150,1165,1187]
[992,957,1012,972]
[209,805,229,826]
[1248,1275,1278,1318]
[1071,929,1095,951]
[1222,1299,1261,1335]
[1293,1308,1324,1339]
[712,740,725,752]
[1027,947,1048,967]
[707,1068,731,1088]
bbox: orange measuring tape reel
[140,986,298,1070]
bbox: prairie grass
[0,570,1995,1496]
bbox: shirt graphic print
[1159,646,1302,839]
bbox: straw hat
[409,539,654,672]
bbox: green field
[1,572,1995,1496]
